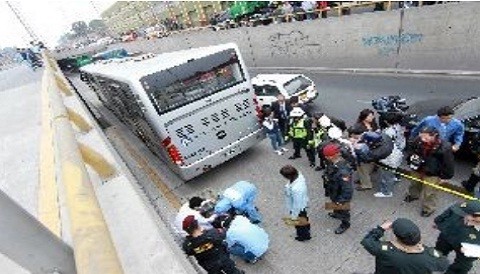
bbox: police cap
[452,200,480,217]
[392,218,421,246]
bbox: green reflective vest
[289,119,307,139]
[313,128,326,147]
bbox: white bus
[80,43,264,181]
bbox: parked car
[251,74,318,108]
[453,97,480,159]
[144,25,169,39]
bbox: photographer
[404,126,455,217]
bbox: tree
[88,19,107,33]
[71,21,88,37]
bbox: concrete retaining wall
[115,2,480,71]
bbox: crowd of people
[175,93,480,273]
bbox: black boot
[335,222,350,234]
[295,224,311,241]
[462,173,480,193]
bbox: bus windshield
[141,49,245,115]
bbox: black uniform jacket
[325,159,353,203]
[361,227,449,274]
[182,229,230,270]
[434,203,480,248]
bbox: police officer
[182,215,244,274]
[288,107,315,167]
[323,143,354,234]
[434,200,480,274]
[361,218,449,274]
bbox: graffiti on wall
[269,30,322,57]
[362,33,423,56]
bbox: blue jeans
[229,243,257,262]
[267,131,284,151]
[379,168,395,194]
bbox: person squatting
[177,104,480,273]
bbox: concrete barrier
[101,2,480,73]
[40,52,197,273]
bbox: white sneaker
[281,147,289,152]
[374,192,393,198]
[275,150,283,155]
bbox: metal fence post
[0,190,76,274]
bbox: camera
[409,154,425,170]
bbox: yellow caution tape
[376,164,478,201]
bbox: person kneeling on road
[175,196,215,238]
[323,143,354,234]
[361,218,449,274]
[213,214,269,264]
[182,215,244,274]
[214,181,262,224]
[434,200,480,274]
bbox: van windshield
[141,49,245,115]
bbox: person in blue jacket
[280,165,311,241]
[214,181,262,224]
[213,214,269,264]
[410,106,465,152]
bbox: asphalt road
[70,71,480,274]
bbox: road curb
[252,66,480,77]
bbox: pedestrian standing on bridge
[361,218,449,274]
[280,165,311,241]
[433,200,480,274]
[404,126,455,217]
[182,215,244,274]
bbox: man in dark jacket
[271,94,292,138]
[182,215,244,274]
[434,200,480,274]
[404,126,455,217]
[323,143,354,234]
[361,218,449,274]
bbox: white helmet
[328,126,343,140]
[290,107,305,118]
[319,115,331,127]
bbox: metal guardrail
[40,51,123,274]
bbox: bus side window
[109,81,144,118]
